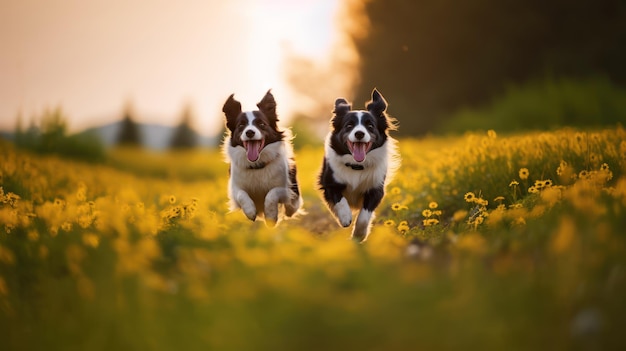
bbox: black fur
[318,88,398,241]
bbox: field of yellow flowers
[1,127,626,350]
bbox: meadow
[1,127,626,350]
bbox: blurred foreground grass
[1,127,626,350]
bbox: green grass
[1,126,626,350]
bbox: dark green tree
[169,104,198,149]
[350,0,626,135]
[116,103,141,146]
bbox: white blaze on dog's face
[346,111,375,162]
[240,111,266,162]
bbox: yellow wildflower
[169,195,177,204]
[383,219,396,227]
[423,218,440,227]
[452,210,468,222]
[82,233,100,248]
[27,230,39,242]
[397,221,410,234]
[475,198,488,206]
[61,221,73,232]
[391,203,408,211]
[519,168,529,180]
[509,180,519,187]
[428,201,438,209]
[493,196,505,202]
[487,129,497,139]
[464,192,476,202]
[422,209,432,218]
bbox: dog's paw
[235,191,257,221]
[334,198,352,227]
[265,217,278,228]
[351,230,367,242]
[264,188,286,225]
[352,209,373,242]
[284,196,303,217]
[264,206,279,226]
[242,203,257,221]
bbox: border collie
[318,89,399,241]
[222,90,303,225]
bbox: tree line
[10,103,200,162]
[349,0,626,135]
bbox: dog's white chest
[327,141,389,194]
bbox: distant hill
[81,121,219,150]
[0,130,14,142]
[0,122,219,150]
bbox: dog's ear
[257,89,278,128]
[222,94,242,132]
[332,98,351,130]
[367,89,397,133]
[366,88,387,117]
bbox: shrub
[438,76,626,134]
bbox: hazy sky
[0,0,348,136]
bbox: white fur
[323,132,400,241]
[222,129,302,224]
[241,112,262,141]
[353,209,374,241]
[348,112,372,143]
[334,197,352,227]
[324,136,399,208]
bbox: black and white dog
[318,89,399,241]
[222,90,303,225]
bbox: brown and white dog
[222,90,303,225]
[318,89,399,241]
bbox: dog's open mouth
[243,139,265,162]
[347,141,372,162]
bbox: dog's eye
[367,123,375,130]
[346,123,354,129]
[258,122,266,127]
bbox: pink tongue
[352,143,367,162]
[246,141,261,162]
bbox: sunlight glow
[0,0,362,137]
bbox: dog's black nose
[246,130,255,138]
[354,131,365,140]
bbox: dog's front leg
[264,187,290,226]
[284,194,302,218]
[234,189,257,221]
[323,185,351,227]
[352,186,385,242]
